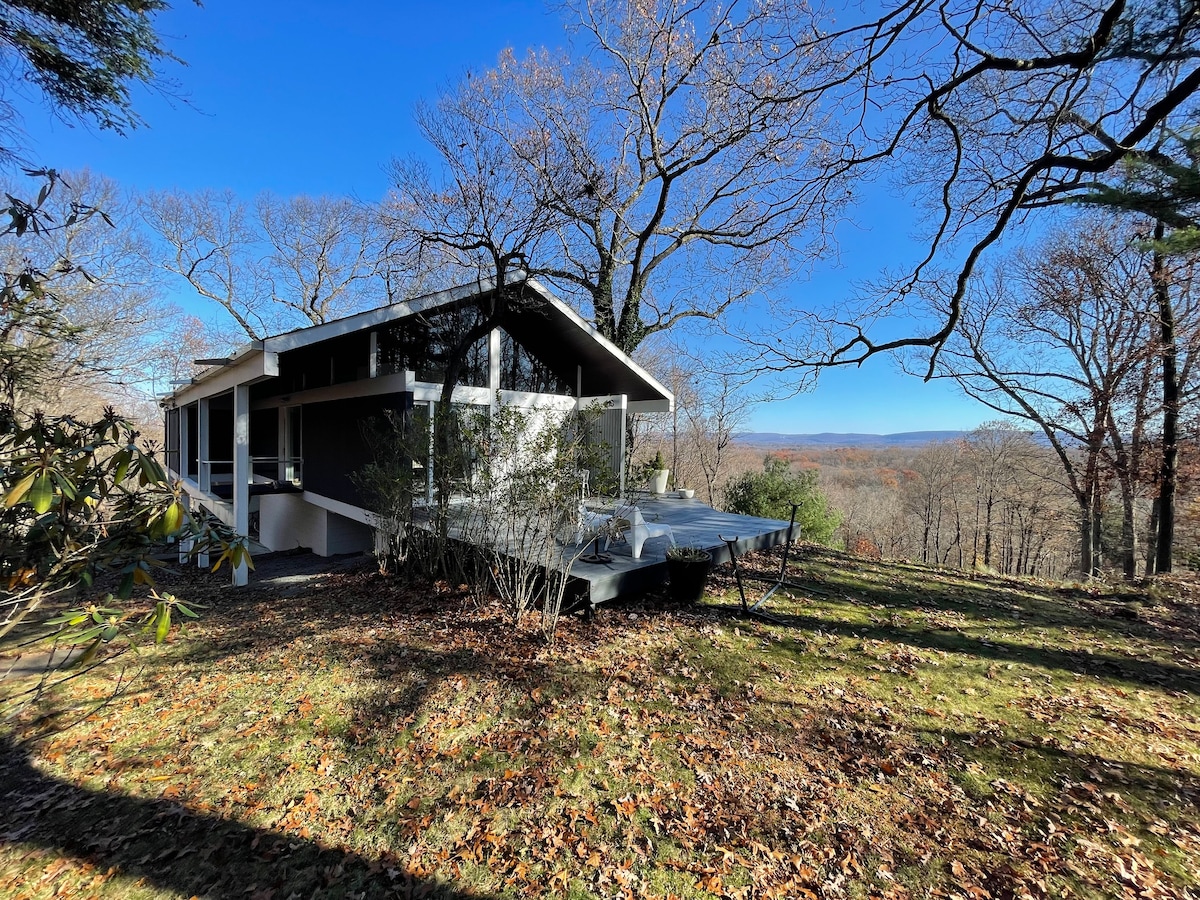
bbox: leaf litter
[1,546,1198,898]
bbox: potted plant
[666,545,712,603]
[647,450,669,495]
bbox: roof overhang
[166,344,277,406]
[163,274,672,408]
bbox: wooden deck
[414,494,797,610]
[567,496,795,607]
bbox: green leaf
[154,604,171,643]
[162,501,183,536]
[29,473,54,514]
[75,637,103,667]
[46,611,91,626]
[175,602,201,618]
[112,449,130,485]
[143,455,167,484]
[50,469,77,500]
[3,471,36,507]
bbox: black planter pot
[666,551,712,603]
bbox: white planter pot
[650,469,670,494]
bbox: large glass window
[409,401,487,504]
[378,305,489,387]
[164,407,181,475]
[499,328,571,395]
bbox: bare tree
[960,425,1047,572]
[1143,240,1200,573]
[142,189,399,340]
[932,218,1181,576]
[1079,124,1200,572]
[0,170,172,415]
[678,368,753,506]
[742,0,1200,376]
[393,0,845,356]
[904,441,965,565]
[385,40,584,408]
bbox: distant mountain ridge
[737,431,967,448]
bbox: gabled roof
[170,275,672,405]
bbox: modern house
[161,276,673,585]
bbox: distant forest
[652,427,1199,579]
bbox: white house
[161,276,673,584]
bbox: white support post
[232,383,251,587]
[178,493,193,565]
[196,397,211,569]
[197,398,211,493]
[488,329,501,409]
[618,393,628,498]
[369,330,379,378]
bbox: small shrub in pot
[666,545,711,603]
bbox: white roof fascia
[522,277,674,407]
[262,274,521,354]
[169,348,279,406]
[626,398,671,414]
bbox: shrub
[1,406,246,667]
[724,456,841,545]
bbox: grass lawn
[2,546,1198,899]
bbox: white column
[232,384,251,587]
[618,393,628,498]
[197,398,211,493]
[369,331,379,378]
[488,329,501,410]
[178,493,193,564]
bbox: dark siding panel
[208,409,234,464]
[302,393,410,507]
[186,404,199,479]
[250,409,278,458]
[164,408,180,474]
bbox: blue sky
[17,0,991,434]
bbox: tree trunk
[1153,221,1178,575]
[983,495,995,568]
[1146,497,1160,577]
[1119,482,1137,580]
[1079,497,1094,579]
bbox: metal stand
[718,503,806,621]
[579,534,612,564]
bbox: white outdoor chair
[574,502,612,545]
[607,506,675,559]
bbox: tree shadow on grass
[129,565,607,780]
[911,722,1200,808]
[0,737,499,899]
[702,601,1200,694]
[724,545,1200,647]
